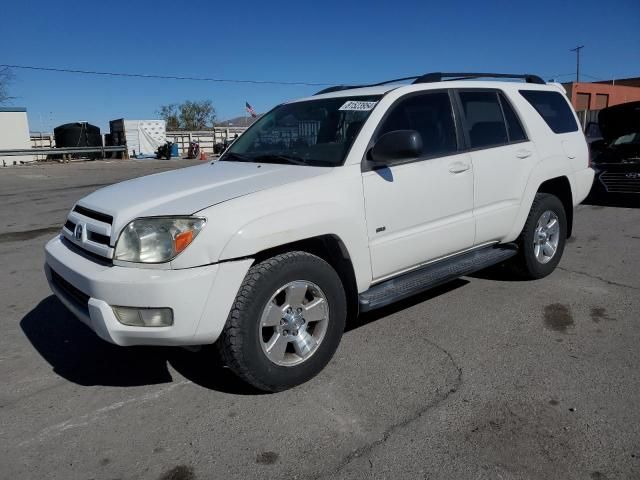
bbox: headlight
[114,217,206,263]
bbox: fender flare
[219,203,372,293]
[506,159,574,241]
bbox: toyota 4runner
[45,72,594,391]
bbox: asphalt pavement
[1,160,638,480]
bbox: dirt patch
[590,307,616,322]
[0,226,60,243]
[460,400,581,478]
[158,465,195,480]
[256,451,279,465]
[544,304,574,333]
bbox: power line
[543,72,606,82]
[0,64,334,87]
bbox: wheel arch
[507,170,575,242]
[251,234,360,321]
[537,176,573,238]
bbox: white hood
[77,161,329,234]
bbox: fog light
[113,306,174,327]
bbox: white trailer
[0,107,34,166]
[109,119,166,157]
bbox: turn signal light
[174,230,194,254]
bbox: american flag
[245,101,257,118]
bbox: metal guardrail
[0,146,126,156]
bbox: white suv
[45,72,594,391]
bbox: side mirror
[370,130,423,165]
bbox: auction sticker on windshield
[339,101,378,111]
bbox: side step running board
[358,244,518,312]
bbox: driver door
[362,91,475,281]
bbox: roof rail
[412,72,545,84]
[313,72,545,95]
[313,77,416,95]
[313,85,363,95]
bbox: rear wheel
[510,193,567,279]
[217,251,346,392]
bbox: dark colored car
[588,101,640,200]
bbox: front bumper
[44,236,252,346]
[593,164,640,195]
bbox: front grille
[62,237,113,266]
[51,269,90,312]
[64,205,114,261]
[88,231,110,245]
[73,205,113,225]
[600,171,640,194]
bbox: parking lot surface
[1,160,639,480]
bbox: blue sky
[2,0,639,132]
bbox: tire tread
[217,251,339,392]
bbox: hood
[598,101,640,142]
[77,161,329,234]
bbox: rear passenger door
[455,89,539,244]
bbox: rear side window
[498,93,527,142]
[459,91,508,148]
[378,91,457,157]
[519,90,579,134]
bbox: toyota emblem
[74,223,84,241]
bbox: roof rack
[412,72,545,84]
[313,71,545,95]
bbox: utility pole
[570,45,584,82]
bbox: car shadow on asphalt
[583,192,640,209]
[20,296,264,395]
[23,281,472,395]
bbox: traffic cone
[200,150,207,161]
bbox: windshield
[221,96,382,167]
[612,132,640,146]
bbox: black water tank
[53,122,102,159]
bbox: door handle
[448,162,470,174]
[515,149,532,159]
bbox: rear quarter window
[519,90,579,134]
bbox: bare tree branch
[0,67,15,104]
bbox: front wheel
[510,193,568,279]
[217,251,347,392]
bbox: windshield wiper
[220,152,253,162]
[252,154,308,166]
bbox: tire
[509,193,567,279]
[217,251,347,392]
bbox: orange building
[562,77,640,111]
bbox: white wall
[0,108,34,166]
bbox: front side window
[459,91,508,149]
[222,95,382,167]
[520,90,579,134]
[377,91,458,157]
